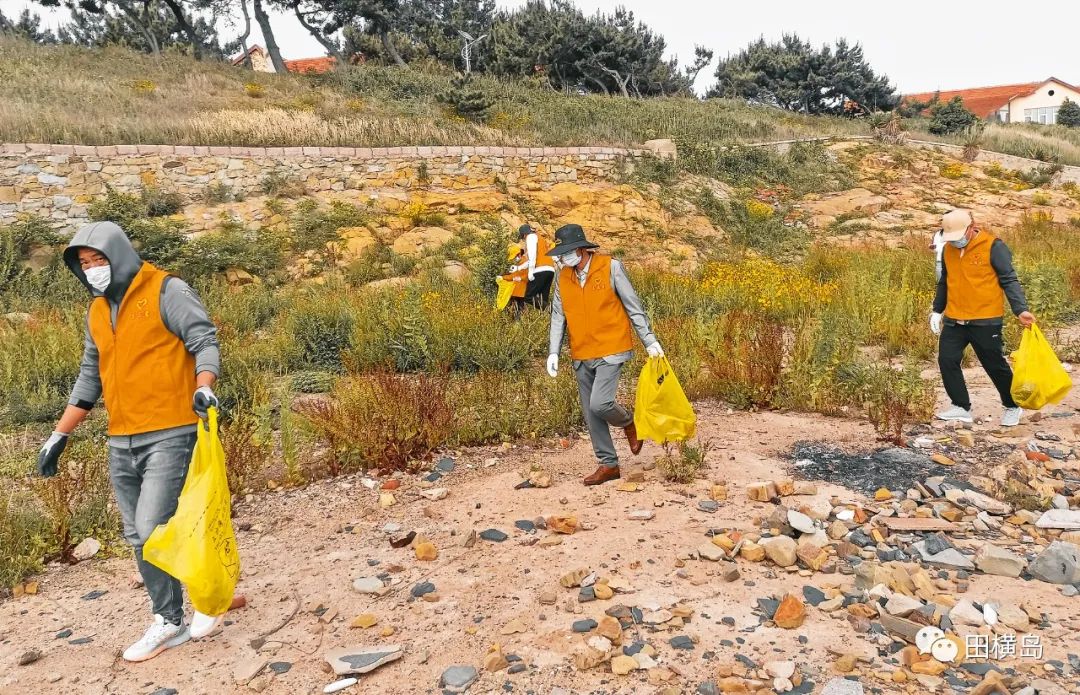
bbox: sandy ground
[2,362,1079,695]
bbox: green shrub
[291,199,370,254]
[0,487,51,586]
[288,291,356,372]
[716,197,808,258]
[202,182,241,205]
[0,313,83,425]
[291,370,336,393]
[448,369,581,445]
[177,219,285,281]
[657,438,712,483]
[928,96,977,135]
[88,188,188,268]
[260,170,306,198]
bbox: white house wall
[1008,82,1080,123]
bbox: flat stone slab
[441,664,479,693]
[324,645,403,676]
[1036,510,1080,530]
[882,517,958,532]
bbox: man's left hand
[646,342,665,358]
[193,385,219,419]
[1018,311,1036,328]
[528,271,536,281]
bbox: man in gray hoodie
[36,221,223,661]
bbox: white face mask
[84,264,111,293]
[558,251,582,268]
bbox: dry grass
[0,36,866,148]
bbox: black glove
[193,385,219,420]
[38,432,69,477]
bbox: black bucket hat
[517,223,534,239]
[546,223,599,257]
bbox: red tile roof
[283,56,337,74]
[903,82,1040,118]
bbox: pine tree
[1058,98,1080,128]
[437,73,492,122]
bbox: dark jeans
[523,272,554,310]
[109,432,195,624]
[938,321,1017,411]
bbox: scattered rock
[1030,541,1080,584]
[547,516,579,534]
[611,655,639,675]
[479,529,508,542]
[411,581,436,598]
[440,665,479,693]
[787,510,816,534]
[350,613,378,629]
[699,543,727,562]
[18,649,42,666]
[1035,510,1080,530]
[324,645,403,676]
[698,500,719,513]
[669,635,694,650]
[572,619,597,633]
[483,650,509,672]
[765,661,796,680]
[773,595,806,629]
[974,544,1026,578]
[761,536,797,567]
[560,568,590,588]
[884,594,924,617]
[628,509,655,521]
[820,677,865,695]
[72,537,101,562]
[950,600,985,627]
[414,542,438,561]
[418,488,448,501]
[233,654,268,684]
[747,481,778,501]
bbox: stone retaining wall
[0,144,646,231]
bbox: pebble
[411,581,436,598]
[572,619,597,632]
[669,635,694,650]
[268,662,291,674]
[480,529,508,542]
[72,537,101,561]
[628,509,656,521]
[18,649,42,666]
[440,665,479,693]
[352,577,384,594]
[514,520,535,532]
[698,500,719,513]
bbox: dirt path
[2,363,1079,695]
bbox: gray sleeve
[610,260,658,348]
[932,259,947,314]
[161,278,221,376]
[989,239,1030,315]
[548,272,566,356]
[68,316,102,410]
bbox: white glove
[929,312,943,335]
[528,271,536,281]
[546,354,559,378]
[193,385,219,419]
[646,342,665,358]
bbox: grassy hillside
[0,37,868,147]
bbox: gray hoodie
[64,221,221,447]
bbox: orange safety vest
[505,249,528,298]
[943,231,1006,321]
[534,235,554,270]
[559,253,634,360]
[88,263,199,436]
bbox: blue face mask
[949,237,971,249]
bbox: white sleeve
[526,233,538,272]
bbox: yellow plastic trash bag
[144,407,240,616]
[1010,324,1073,410]
[495,277,514,310]
[634,356,697,444]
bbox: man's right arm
[932,259,948,314]
[54,320,100,435]
[548,273,565,355]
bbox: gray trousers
[109,432,195,624]
[574,359,634,468]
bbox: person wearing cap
[931,209,1035,426]
[545,223,663,485]
[34,221,225,661]
[516,224,556,310]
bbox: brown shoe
[624,423,643,455]
[583,465,621,486]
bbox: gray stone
[803,586,826,606]
[1036,510,1080,530]
[1063,585,1079,597]
[697,682,720,695]
[233,654,268,684]
[698,500,719,513]
[440,665,479,693]
[410,581,436,598]
[1030,541,1080,584]
[572,619,597,633]
[878,613,922,643]
[787,510,816,534]
[436,458,455,472]
[669,635,694,650]
[479,529,508,542]
[628,509,655,521]
[974,543,1026,578]
[1052,495,1070,510]
[352,576,384,594]
[913,543,975,570]
[820,677,865,695]
[325,645,403,676]
[697,543,726,562]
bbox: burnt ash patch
[786,441,955,497]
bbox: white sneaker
[189,610,224,639]
[122,614,189,662]
[1001,407,1023,427]
[935,405,974,423]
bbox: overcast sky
[7,0,1077,94]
